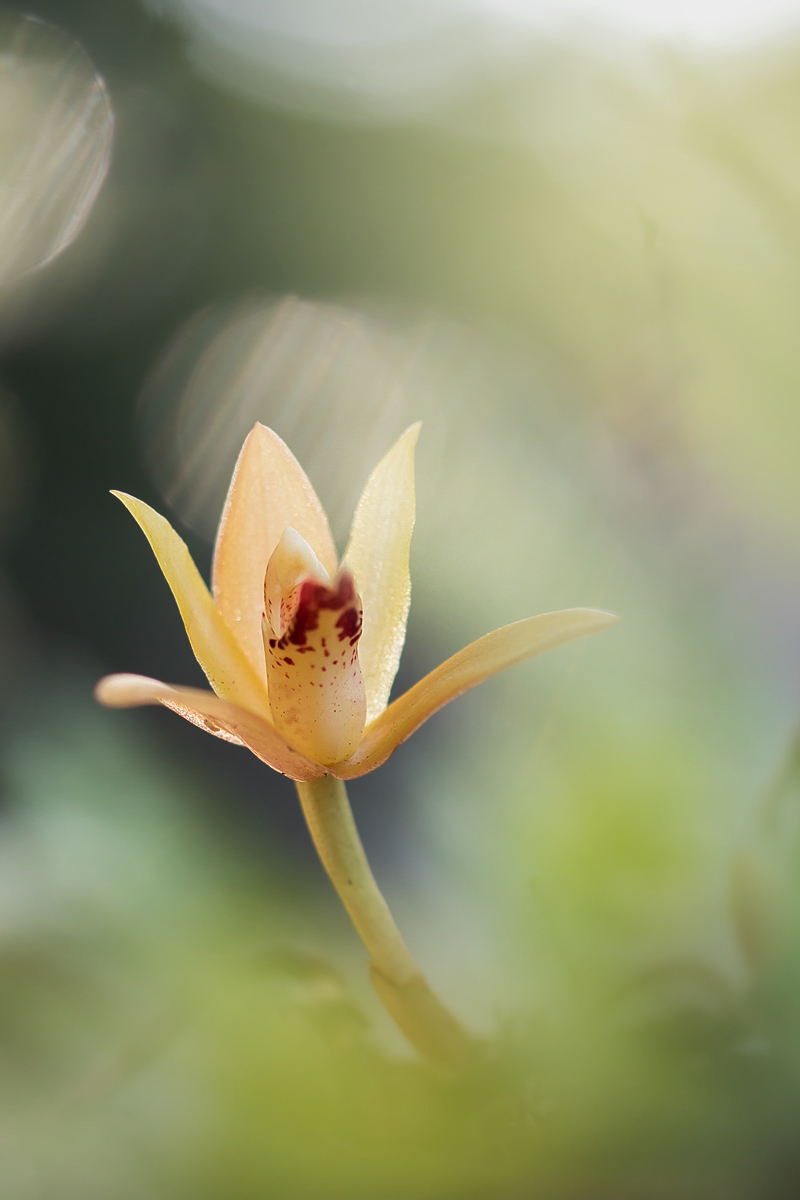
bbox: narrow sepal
[111,492,270,718]
[95,674,327,781]
[334,608,618,778]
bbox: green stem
[296,775,474,1067]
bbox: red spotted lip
[279,572,362,650]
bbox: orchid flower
[96,423,615,780]
[96,423,617,1065]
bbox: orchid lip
[263,568,367,767]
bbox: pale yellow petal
[212,424,338,683]
[343,423,420,724]
[95,674,326,781]
[112,492,269,717]
[334,608,618,778]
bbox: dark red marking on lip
[283,657,294,665]
[268,638,277,649]
[277,572,362,650]
[336,606,361,643]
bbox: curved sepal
[334,608,618,778]
[112,492,269,717]
[95,674,327,781]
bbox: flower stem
[295,775,474,1067]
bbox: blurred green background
[3,0,800,1195]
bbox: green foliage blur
[3,1,800,1196]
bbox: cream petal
[212,424,338,684]
[334,608,618,778]
[112,492,270,718]
[95,674,326,781]
[343,423,420,724]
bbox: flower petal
[112,492,270,717]
[95,674,326,781]
[212,424,339,684]
[334,608,618,778]
[343,423,420,724]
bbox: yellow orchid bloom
[96,421,617,1066]
[95,422,616,780]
